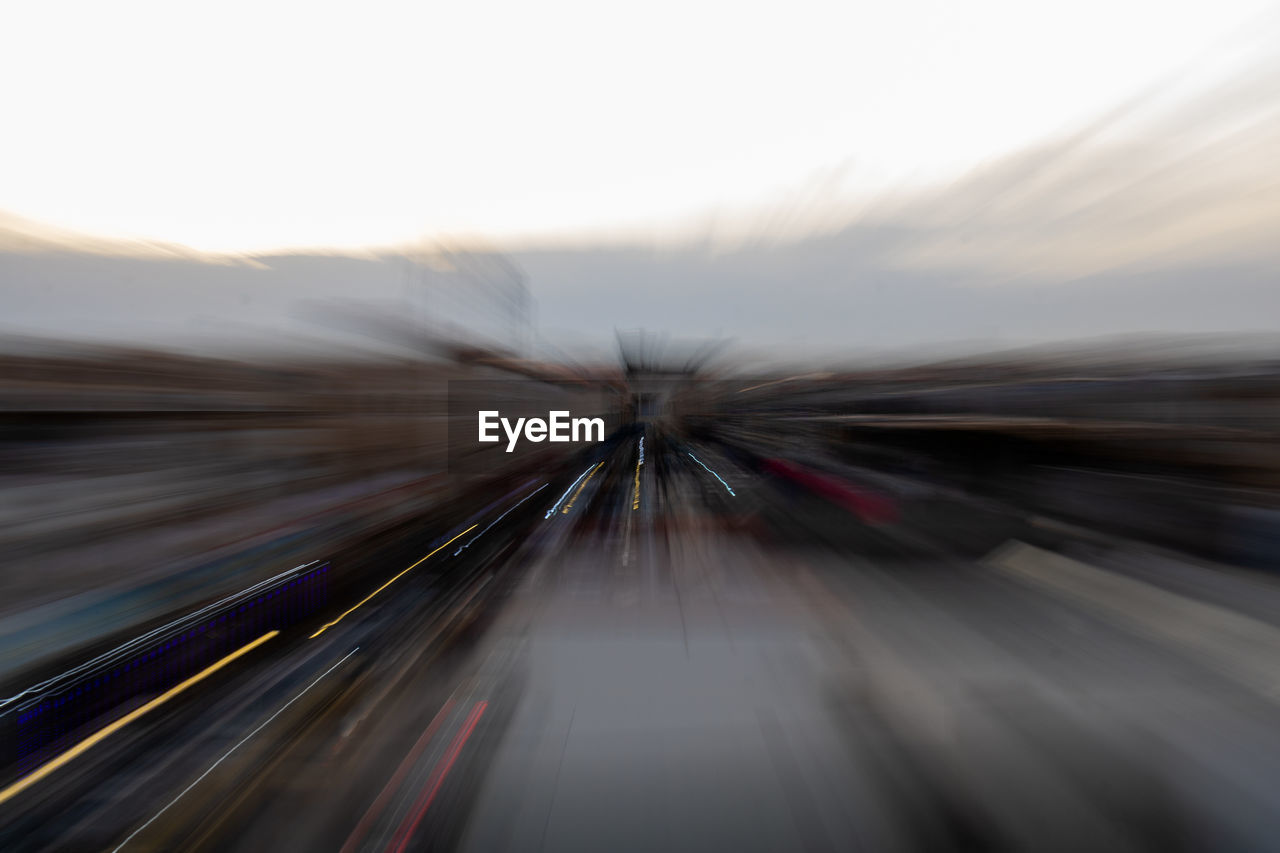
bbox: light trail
[0,562,318,717]
[545,463,599,518]
[110,645,360,853]
[632,437,643,511]
[456,484,548,554]
[563,466,601,512]
[339,696,460,853]
[0,631,280,807]
[388,701,489,853]
[687,451,736,496]
[454,481,539,537]
[309,527,476,639]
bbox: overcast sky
[2,0,1276,251]
[2,2,1279,359]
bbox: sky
[2,0,1276,253]
[2,1,1279,360]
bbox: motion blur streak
[687,451,735,497]
[389,701,489,853]
[562,463,602,514]
[456,485,548,554]
[632,441,643,511]
[110,646,360,853]
[0,630,278,806]
[309,527,476,639]
[0,562,315,715]
[9,334,1280,851]
[340,697,460,853]
[547,463,599,518]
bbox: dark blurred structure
[7,334,1280,853]
[0,339,614,674]
[685,350,1280,567]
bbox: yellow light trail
[0,630,279,807]
[309,526,476,639]
[562,462,603,514]
[632,460,642,511]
